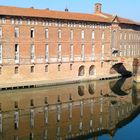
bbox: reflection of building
[0,77,138,139]
[0,3,139,87]
[0,93,138,140]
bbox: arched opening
[111,63,132,76]
[78,86,84,96]
[78,65,85,76]
[89,65,95,75]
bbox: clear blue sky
[0,0,139,22]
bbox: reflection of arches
[88,84,94,95]
[78,86,84,96]
[89,65,95,76]
[78,66,85,76]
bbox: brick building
[0,3,140,87]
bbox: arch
[89,65,95,76]
[78,65,85,76]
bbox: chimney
[95,3,102,13]
[65,8,69,12]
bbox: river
[0,77,140,140]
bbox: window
[30,28,34,38]
[15,67,19,74]
[102,31,105,40]
[124,45,126,56]
[58,64,61,71]
[58,44,61,60]
[120,45,122,56]
[0,67,2,75]
[45,65,48,72]
[15,44,19,63]
[15,27,19,38]
[45,28,48,39]
[81,44,84,61]
[81,30,84,39]
[70,29,73,40]
[128,45,131,56]
[129,34,131,40]
[70,44,74,61]
[58,29,61,39]
[0,27,2,38]
[2,18,6,24]
[0,44,2,64]
[124,33,126,40]
[11,19,14,24]
[92,30,94,40]
[31,44,35,63]
[101,44,104,60]
[45,44,49,62]
[31,66,34,73]
[70,64,73,70]
[112,30,116,52]
[91,44,94,61]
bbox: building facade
[0,3,140,87]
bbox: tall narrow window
[120,45,122,56]
[45,44,49,62]
[31,44,35,63]
[120,33,122,40]
[2,18,6,24]
[15,67,19,74]
[91,44,94,61]
[128,45,130,57]
[15,27,19,38]
[58,64,61,71]
[102,31,105,40]
[70,44,74,61]
[112,30,116,53]
[92,30,94,40]
[45,65,48,72]
[58,29,61,39]
[81,44,85,61]
[0,44,2,64]
[0,67,2,75]
[70,64,73,70]
[70,29,73,40]
[101,44,104,60]
[31,66,34,73]
[15,44,19,64]
[124,45,126,56]
[124,33,126,40]
[30,28,34,38]
[58,44,61,61]
[0,27,2,38]
[81,30,84,39]
[45,28,48,39]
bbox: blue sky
[0,0,139,22]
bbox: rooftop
[0,3,139,25]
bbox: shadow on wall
[110,63,132,76]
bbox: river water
[0,77,140,140]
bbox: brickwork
[0,3,140,86]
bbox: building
[0,3,140,88]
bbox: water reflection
[0,77,139,139]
